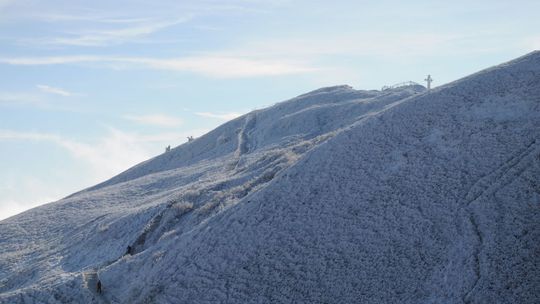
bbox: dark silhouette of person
[126,245,132,255]
[97,280,102,294]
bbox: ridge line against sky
[1,0,539,220]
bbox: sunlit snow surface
[1,52,539,303]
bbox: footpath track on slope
[461,139,539,303]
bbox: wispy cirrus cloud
[0,31,500,80]
[0,191,62,221]
[6,1,279,47]
[0,87,82,111]
[0,127,209,181]
[42,18,190,47]
[195,111,243,120]
[123,56,316,77]
[0,55,316,78]
[36,84,72,96]
[0,127,210,220]
[522,35,540,49]
[225,32,476,59]
[0,92,42,106]
[28,13,152,24]
[123,114,183,127]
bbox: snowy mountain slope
[1,51,539,303]
[0,81,424,303]
[84,84,424,192]
[97,52,539,304]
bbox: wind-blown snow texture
[1,52,539,304]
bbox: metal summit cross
[425,74,433,90]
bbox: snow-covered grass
[1,51,539,303]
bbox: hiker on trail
[97,280,102,294]
[126,245,132,256]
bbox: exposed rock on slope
[0,52,539,303]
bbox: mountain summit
[1,52,539,303]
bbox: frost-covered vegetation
[0,52,539,303]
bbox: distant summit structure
[381,81,422,91]
[425,74,433,90]
[381,76,433,92]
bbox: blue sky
[0,0,538,220]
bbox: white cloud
[0,129,154,180]
[30,14,151,24]
[3,0,274,26]
[229,33,468,59]
[522,36,540,50]
[130,56,316,77]
[0,173,75,221]
[0,199,39,220]
[45,18,190,47]
[0,130,58,141]
[0,92,42,106]
[36,84,72,96]
[0,32,499,79]
[0,90,83,111]
[0,55,101,65]
[195,111,243,120]
[0,55,316,78]
[0,127,209,180]
[123,114,183,127]
[0,191,61,221]
[0,127,209,220]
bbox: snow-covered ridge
[1,51,539,303]
[83,83,424,192]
